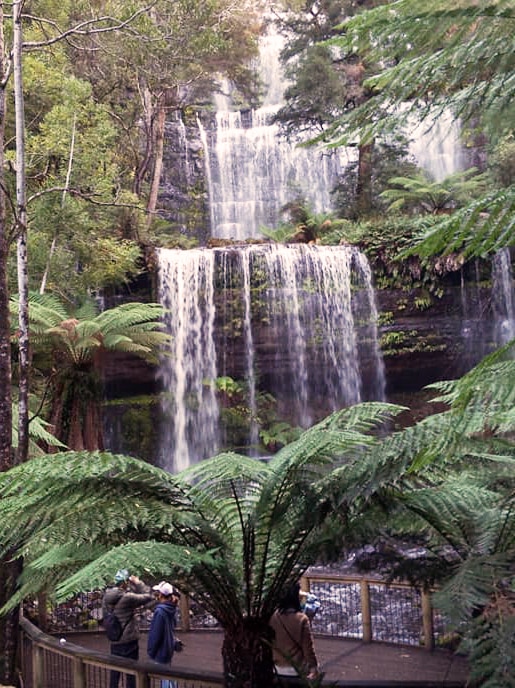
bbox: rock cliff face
[376,282,494,397]
[154,113,212,245]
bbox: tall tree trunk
[133,84,154,197]
[0,11,21,687]
[221,619,275,688]
[0,0,12,475]
[146,102,166,228]
[40,114,76,294]
[14,0,29,465]
[355,140,374,217]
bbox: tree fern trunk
[221,618,275,688]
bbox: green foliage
[10,293,169,449]
[259,421,302,452]
[331,138,421,220]
[274,44,350,137]
[381,168,491,215]
[324,0,515,259]
[11,399,66,456]
[260,200,348,244]
[488,133,515,188]
[336,215,462,293]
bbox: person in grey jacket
[102,569,154,688]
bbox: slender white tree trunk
[146,102,166,227]
[0,0,13,473]
[13,0,29,464]
[40,114,76,294]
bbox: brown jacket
[269,609,318,674]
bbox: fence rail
[20,572,452,688]
[29,572,442,651]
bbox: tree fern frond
[467,613,515,688]
[402,187,515,259]
[433,551,514,625]
[94,302,165,332]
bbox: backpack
[102,609,127,641]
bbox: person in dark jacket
[102,569,154,688]
[147,581,181,688]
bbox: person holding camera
[102,569,154,688]
[147,581,183,688]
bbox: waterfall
[407,109,464,182]
[157,249,219,473]
[157,244,385,472]
[202,25,348,241]
[492,248,515,346]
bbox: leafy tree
[10,294,169,450]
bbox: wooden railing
[20,616,224,688]
[299,572,438,650]
[19,572,450,688]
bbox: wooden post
[421,590,434,650]
[360,579,372,643]
[135,669,150,688]
[179,593,191,632]
[72,655,86,688]
[300,575,310,595]
[32,644,44,688]
[37,592,48,631]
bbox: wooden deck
[71,629,469,686]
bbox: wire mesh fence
[29,573,444,648]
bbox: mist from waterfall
[157,244,385,472]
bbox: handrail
[300,572,436,650]
[19,616,465,688]
[19,616,225,688]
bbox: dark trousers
[109,639,139,688]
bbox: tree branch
[21,4,158,51]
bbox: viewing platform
[19,572,470,687]
[20,623,469,688]
[75,629,469,686]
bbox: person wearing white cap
[147,582,181,688]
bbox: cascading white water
[205,26,349,241]
[157,244,385,472]
[200,23,465,242]
[157,248,219,472]
[492,248,515,346]
[408,109,464,182]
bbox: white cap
[152,581,177,596]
